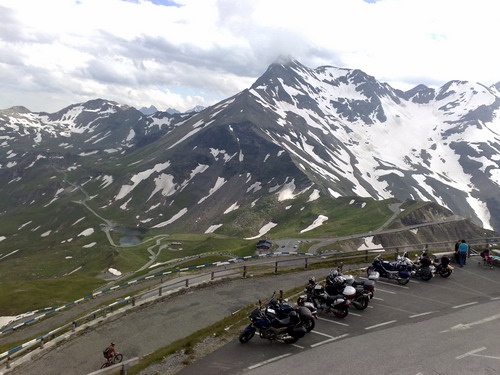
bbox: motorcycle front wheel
[439,269,452,278]
[397,277,410,285]
[239,328,255,343]
[420,269,433,281]
[366,266,376,276]
[304,318,315,332]
[354,296,369,310]
[333,307,348,319]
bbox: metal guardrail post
[275,261,278,274]
[304,258,308,269]
[365,250,368,262]
[6,357,10,369]
[211,271,214,280]
[185,279,189,287]
[132,298,135,307]
[242,266,247,278]
[395,248,399,260]
[121,362,129,375]
[159,287,162,296]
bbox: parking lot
[179,261,500,375]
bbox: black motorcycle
[304,282,351,318]
[267,296,316,332]
[325,272,370,310]
[399,252,434,281]
[433,255,453,277]
[239,298,311,344]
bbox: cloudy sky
[1,0,499,113]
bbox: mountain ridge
[1,60,500,279]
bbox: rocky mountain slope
[1,58,500,280]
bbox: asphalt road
[5,267,332,375]
[177,261,500,375]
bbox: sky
[1,0,499,113]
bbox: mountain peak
[1,105,31,114]
[139,105,159,115]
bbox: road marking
[310,334,349,348]
[291,343,304,349]
[372,297,384,301]
[376,288,396,294]
[311,330,334,338]
[365,320,397,330]
[376,280,409,289]
[367,305,374,308]
[491,297,500,300]
[472,353,500,360]
[442,312,500,333]
[317,316,349,326]
[456,347,487,359]
[247,353,292,370]
[349,312,361,317]
[452,301,478,309]
[409,311,437,318]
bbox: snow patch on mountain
[78,228,94,237]
[115,161,171,200]
[245,222,278,240]
[224,202,239,214]
[357,236,381,251]
[300,215,328,233]
[198,177,226,204]
[308,189,320,202]
[148,174,176,200]
[205,224,223,233]
[152,208,188,228]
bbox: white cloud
[1,0,499,113]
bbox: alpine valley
[1,58,500,310]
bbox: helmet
[111,342,115,346]
[308,276,316,284]
[333,276,344,286]
[329,269,339,277]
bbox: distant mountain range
[1,58,500,262]
[138,105,206,115]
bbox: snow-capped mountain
[1,58,500,244]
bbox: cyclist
[103,342,117,364]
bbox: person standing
[458,239,469,267]
[454,240,461,263]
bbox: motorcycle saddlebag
[363,280,375,290]
[297,306,313,320]
[368,271,380,281]
[398,270,410,278]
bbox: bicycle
[100,353,123,368]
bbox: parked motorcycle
[399,251,434,281]
[432,254,453,278]
[239,298,310,344]
[304,278,352,318]
[339,271,377,300]
[325,270,370,310]
[267,295,316,332]
[366,254,411,285]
